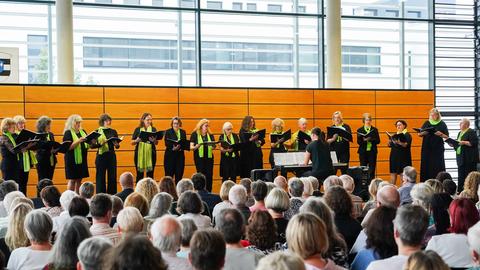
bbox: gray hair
[36,116,52,133]
[323,175,342,191]
[179,218,197,247]
[77,237,113,270]
[410,183,434,210]
[257,251,306,270]
[4,191,25,214]
[0,180,18,201]
[300,177,313,196]
[393,205,429,247]
[308,176,320,191]
[228,185,247,206]
[176,179,193,197]
[403,166,417,183]
[150,215,182,253]
[340,174,355,193]
[117,207,144,234]
[79,182,95,199]
[60,190,78,211]
[265,188,290,213]
[24,209,52,243]
[148,192,173,218]
[288,178,304,198]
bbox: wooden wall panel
[25,86,103,102]
[105,87,178,103]
[105,104,177,119]
[179,104,248,119]
[0,103,24,118]
[249,89,313,104]
[376,91,434,105]
[179,88,247,104]
[376,105,432,119]
[314,90,375,104]
[250,105,313,119]
[315,105,376,119]
[0,86,23,101]
[25,103,103,119]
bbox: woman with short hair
[219,121,240,182]
[131,113,158,182]
[177,190,211,230]
[265,188,290,243]
[246,210,280,255]
[40,186,63,218]
[0,118,20,185]
[164,116,187,183]
[190,119,216,192]
[269,118,288,168]
[13,115,38,195]
[36,116,56,180]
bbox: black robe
[420,120,449,181]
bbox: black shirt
[306,140,334,177]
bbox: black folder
[84,131,101,144]
[327,126,353,142]
[199,141,219,146]
[13,139,40,153]
[445,138,460,149]
[15,129,48,144]
[357,131,374,138]
[106,136,124,144]
[244,129,266,141]
[297,130,312,143]
[386,132,407,143]
[271,129,292,143]
[166,138,190,151]
[220,140,245,152]
[139,130,165,143]
[413,127,436,134]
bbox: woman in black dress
[190,119,216,192]
[356,113,380,180]
[219,121,239,182]
[269,118,287,168]
[0,118,20,183]
[92,114,119,195]
[164,116,187,183]
[239,116,265,178]
[14,115,37,195]
[419,108,449,181]
[36,116,57,181]
[63,114,90,193]
[327,111,352,174]
[132,113,158,182]
[388,119,412,184]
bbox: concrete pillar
[325,0,342,88]
[56,0,74,84]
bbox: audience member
[265,188,290,243]
[117,207,144,235]
[5,203,32,252]
[79,181,95,203]
[212,180,235,224]
[404,250,449,270]
[52,190,77,232]
[90,194,120,244]
[177,190,211,230]
[300,177,313,199]
[430,192,453,236]
[124,192,149,217]
[189,229,226,270]
[114,172,134,202]
[266,182,276,194]
[0,191,26,238]
[249,180,268,212]
[192,172,221,211]
[158,176,179,201]
[68,196,90,218]
[135,177,158,204]
[240,178,255,207]
[172,179,211,217]
[177,218,197,259]
[410,183,434,211]
[145,192,173,226]
[284,178,305,220]
[362,178,383,218]
[256,251,306,270]
[425,179,444,194]
[398,166,417,205]
[308,176,322,197]
[435,171,452,183]
[110,195,123,227]
[40,186,63,218]
[229,185,251,222]
[442,179,457,197]
[459,171,480,203]
[0,180,18,217]
[32,179,53,209]
[273,176,288,192]
[246,210,279,255]
[340,174,363,219]
[77,237,113,270]
[323,175,343,191]
[467,221,480,269]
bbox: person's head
[271,118,284,133]
[300,177,313,197]
[273,176,288,191]
[246,210,277,250]
[77,237,113,270]
[430,193,453,235]
[189,229,226,270]
[429,108,441,121]
[288,177,304,198]
[117,207,144,235]
[251,180,268,202]
[0,180,18,201]
[404,250,450,270]
[177,190,203,215]
[222,121,233,136]
[139,113,153,128]
[368,178,383,201]
[191,173,207,191]
[105,235,167,270]
[362,113,373,126]
[219,180,235,202]
[79,182,95,199]
[194,118,211,134]
[241,115,255,130]
[310,127,323,142]
[148,192,173,218]
[171,116,182,130]
[228,185,247,207]
[5,203,33,250]
[68,196,90,217]
[442,179,457,196]
[365,206,398,259]
[340,174,355,193]
[256,251,306,270]
[324,186,353,217]
[111,196,123,217]
[179,218,197,248]
[449,198,479,234]
[460,117,471,131]
[135,178,158,204]
[393,205,429,248]
[90,194,113,221]
[40,185,61,207]
[60,190,78,214]
[463,171,480,201]
[402,166,417,183]
[410,183,434,211]
[323,175,343,191]
[13,115,26,130]
[468,221,480,265]
[376,185,400,208]
[124,192,149,217]
[4,191,25,215]
[265,188,290,214]
[98,113,112,127]
[395,119,407,132]
[332,111,343,125]
[239,178,252,196]
[425,179,444,194]
[119,172,134,190]
[24,209,52,245]
[36,115,52,133]
[64,114,82,132]
[436,171,452,183]
[158,176,178,201]
[36,179,53,198]
[176,179,194,197]
[1,117,15,134]
[216,208,244,244]
[298,117,308,131]
[49,217,92,269]
[286,213,328,259]
[307,176,320,192]
[150,215,182,253]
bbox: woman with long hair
[239,115,265,178]
[0,118,20,183]
[190,119,216,192]
[269,118,287,168]
[13,115,37,195]
[327,111,352,174]
[164,116,187,183]
[36,116,57,181]
[131,113,158,182]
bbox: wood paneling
[376,91,434,105]
[25,103,103,119]
[179,104,248,119]
[314,105,376,119]
[105,87,178,103]
[179,88,247,104]
[376,105,432,119]
[0,86,23,101]
[249,89,313,104]
[25,86,103,102]
[250,105,313,119]
[314,90,375,104]
[0,103,24,118]
[105,104,177,119]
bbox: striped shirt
[90,223,120,245]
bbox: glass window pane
[341,0,430,19]
[207,1,222,9]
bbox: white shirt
[212,201,233,224]
[366,255,408,270]
[178,213,211,230]
[7,247,51,270]
[0,201,7,218]
[162,252,193,270]
[426,233,474,268]
[350,229,367,254]
[52,211,70,232]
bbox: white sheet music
[330,151,338,164]
[274,152,308,166]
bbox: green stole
[175,129,181,140]
[47,133,54,166]
[15,131,38,172]
[97,127,109,155]
[4,132,19,162]
[137,126,153,173]
[457,129,468,155]
[250,128,262,148]
[335,124,345,142]
[223,133,235,158]
[198,132,213,158]
[294,130,311,151]
[70,129,88,165]
[429,119,441,126]
[364,126,372,151]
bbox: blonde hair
[117,207,144,234]
[332,111,343,121]
[1,118,15,133]
[271,118,284,131]
[362,113,372,122]
[369,178,383,201]
[135,178,159,204]
[300,177,313,197]
[219,180,236,201]
[5,203,33,251]
[298,118,307,126]
[193,118,211,134]
[425,179,444,194]
[265,188,289,213]
[64,114,83,132]
[460,171,480,202]
[257,251,306,270]
[404,250,449,270]
[13,115,25,124]
[429,108,442,120]
[124,192,149,217]
[222,122,233,132]
[286,213,329,259]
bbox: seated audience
[307,176,322,197]
[228,185,251,223]
[323,175,343,192]
[158,176,178,201]
[150,215,192,270]
[117,207,144,236]
[425,179,444,194]
[240,178,255,207]
[273,176,288,192]
[145,192,173,226]
[192,172,221,212]
[177,190,211,230]
[68,196,90,218]
[7,210,53,270]
[246,210,280,255]
[171,179,211,217]
[430,192,452,236]
[32,179,53,209]
[110,195,123,227]
[286,213,345,270]
[468,221,480,270]
[398,166,417,205]
[340,174,363,219]
[124,192,149,217]
[40,186,63,218]
[256,251,306,270]
[135,178,159,204]
[52,190,77,232]
[77,237,113,270]
[177,218,197,259]
[189,229,226,270]
[249,180,268,212]
[362,178,383,218]
[366,205,429,270]
[443,179,457,198]
[0,191,26,238]
[90,194,120,244]
[436,171,452,183]
[284,178,305,220]
[265,188,290,243]
[0,180,18,217]
[114,172,135,202]
[404,250,449,270]
[5,203,33,252]
[300,177,313,200]
[216,208,263,270]
[79,181,95,204]
[361,184,400,227]
[212,180,235,224]
[410,183,434,244]
[460,171,480,203]
[266,182,276,194]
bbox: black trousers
[457,162,477,192]
[37,159,55,181]
[359,151,377,180]
[335,152,350,174]
[195,156,214,192]
[136,168,154,183]
[17,169,29,195]
[96,152,117,194]
[164,151,185,184]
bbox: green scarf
[70,129,87,165]
[175,129,181,140]
[198,132,213,158]
[457,129,468,155]
[15,131,36,172]
[429,119,441,125]
[137,126,153,173]
[294,130,311,151]
[335,124,344,142]
[250,129,262,148]
[364,126,372,151]
[4,132,19,161]
[97,127,109,155]
[397,128,408,135]
[223,133,235,158]
[47,134,54,166]
[272,130,283,148]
